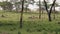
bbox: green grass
[0,11,60,34]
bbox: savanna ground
[0,10,60,34]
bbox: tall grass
[0,11,60,34]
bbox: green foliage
[0,1,13,11]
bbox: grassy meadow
[0,10,60,34]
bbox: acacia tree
[44,0,56,21]
[24,0,29,13]
[39,0,41,19]
[53,2,59,19]
[20,0,24,28]
[31,0,34,4]
[0,1,13,11]
[15,2,21,12]
[53,4,55,19]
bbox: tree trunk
[44,0,56,21]
[53,5,55,19]
[25,5,28,13]
[48,13,52,21]
[20,0,24,28]
[39,0,41,19]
